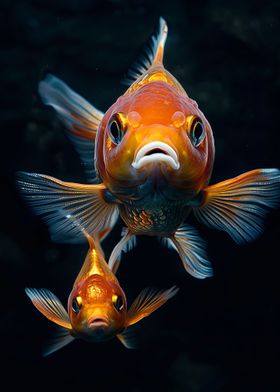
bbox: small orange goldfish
[17,18,280,279]
[25,227,178,355]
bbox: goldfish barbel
[25,221,178,356]
[17,18,280,279]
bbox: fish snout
[132,141,180,170]
[87,316,110,330]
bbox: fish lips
[87,316,110,331]
[132,142,180,171]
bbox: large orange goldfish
[25,226,178,355]
[17,18,280,279]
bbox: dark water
[2,1,280,391]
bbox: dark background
[1,1,280,391]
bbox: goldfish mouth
[88,316,109,329]
[132,142,180,170]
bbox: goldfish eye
[108,116,124,145]
[112,294,124,311]
[190,118,205,147]
[72,297,82,314]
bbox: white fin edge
[25,287,71,329]
[168,225,213,279]
[108,229,136,272]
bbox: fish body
[117,196,189,236]
[67,237,126,342]
[98,71,214,236]
[17,18,280,279]
[25,228,178,355]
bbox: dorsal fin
[152,17,168,65]
[123,17,168,85]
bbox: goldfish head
[68,274,127,342]
[95,80,215,201]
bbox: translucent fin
[152,17,168,65]
[117,328,137,349]
[111,259,120,276]
[38,74,104,181]
[120,227,137,254]
[168,226,213,279]
[25,288,71,330]
[16,172,118,243]
[55,205,116,247]
[193,168,280,244]
[123,17,168,85]
[108,229,136,273]
[68,133,97,182]
[126,286,178,327]
[43,327,75,357]
[160,237,176,251]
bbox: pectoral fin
[16,172,118,243]
[117,328,137,349]
[25,288,71,330]
[193,168,280,244]
[126,286,178,327]
[38,74,104,181]
[166,225,213,279]
[43,327,75,357]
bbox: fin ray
[126,286,178,327]
[168,225,213,279]
[39,74,103,181]
[43,327,75,356]
[194,168,280,244]
[117,328,137,349]
[25,287,71,329]
[108,229,136,273]
[123,17,168,85]
[16,172,118,243]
